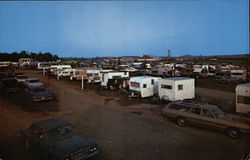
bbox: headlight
[65,158,70,160]
[90,147,97,152]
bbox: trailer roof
[163,77,193,81]
[236,83,250,89]
[130,76,161,81]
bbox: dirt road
[0,70,247,160]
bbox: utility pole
[81,75,84,90]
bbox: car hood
[49,135,93,158]
[32,91,52,97]
[220,114,250,125]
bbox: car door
[28,126,42,149]
[185,106,204,126]
[199,108,225,132]
[24,88,32,99]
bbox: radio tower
[168,49,171,58]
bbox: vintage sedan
[19,118,98,160]
[0,78,22,93]
[15,74,28,82]
[24,77,44,88]
[24,86,54,102]
[162,101,250,138]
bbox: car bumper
[32,97,54,102]
[85,151,98,159]
[69,151,98,160]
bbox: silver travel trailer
[100,71,129,89]
[158,77,195,101]
[236,83,250,114]
[129,76,162,98]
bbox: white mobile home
[50,65,72,75]
[100,71,129,89]
[158,77,195,101]
[231,69,247,81]
[129,76,162,98]
[58,68,75,77]
[70,68,91,80]
[87,69,112,83]
[236,83,250,113]
[18,58,33,67]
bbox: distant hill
[177,53,249,59]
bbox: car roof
[27,77,39,81]
[172,101,220,110]
[16,75,27,77]
[32,119,72,131]
[200,104,220,110]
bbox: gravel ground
[0,69,248,160]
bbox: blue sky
[0,0,249,57]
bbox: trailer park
[0,55,250,160]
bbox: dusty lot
[0,70,248,160]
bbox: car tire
[49,155,57,160]
[176,117,186,127]
[227,128,240,139]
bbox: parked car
[242,151,250,160]
[162,101,250,138]
[15,74,28,82]
[18,118,98,160]
[0,78,22,93]
[23,78,44,87]
[24,86,54,102]
[216,76,239,84]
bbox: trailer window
[112,76,121,79]
[131,82,140,88]
[231,73,244,75]
[178,85,183,90]
[143,84,147,88]
[237,96,250,104]
[161,85,172,89]
[151,79,154,85]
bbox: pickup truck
[162,101,250,139]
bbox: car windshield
[32,87,45,92]
[46,126,75,140]
[29,79,39,83]
[211,109,225,118]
